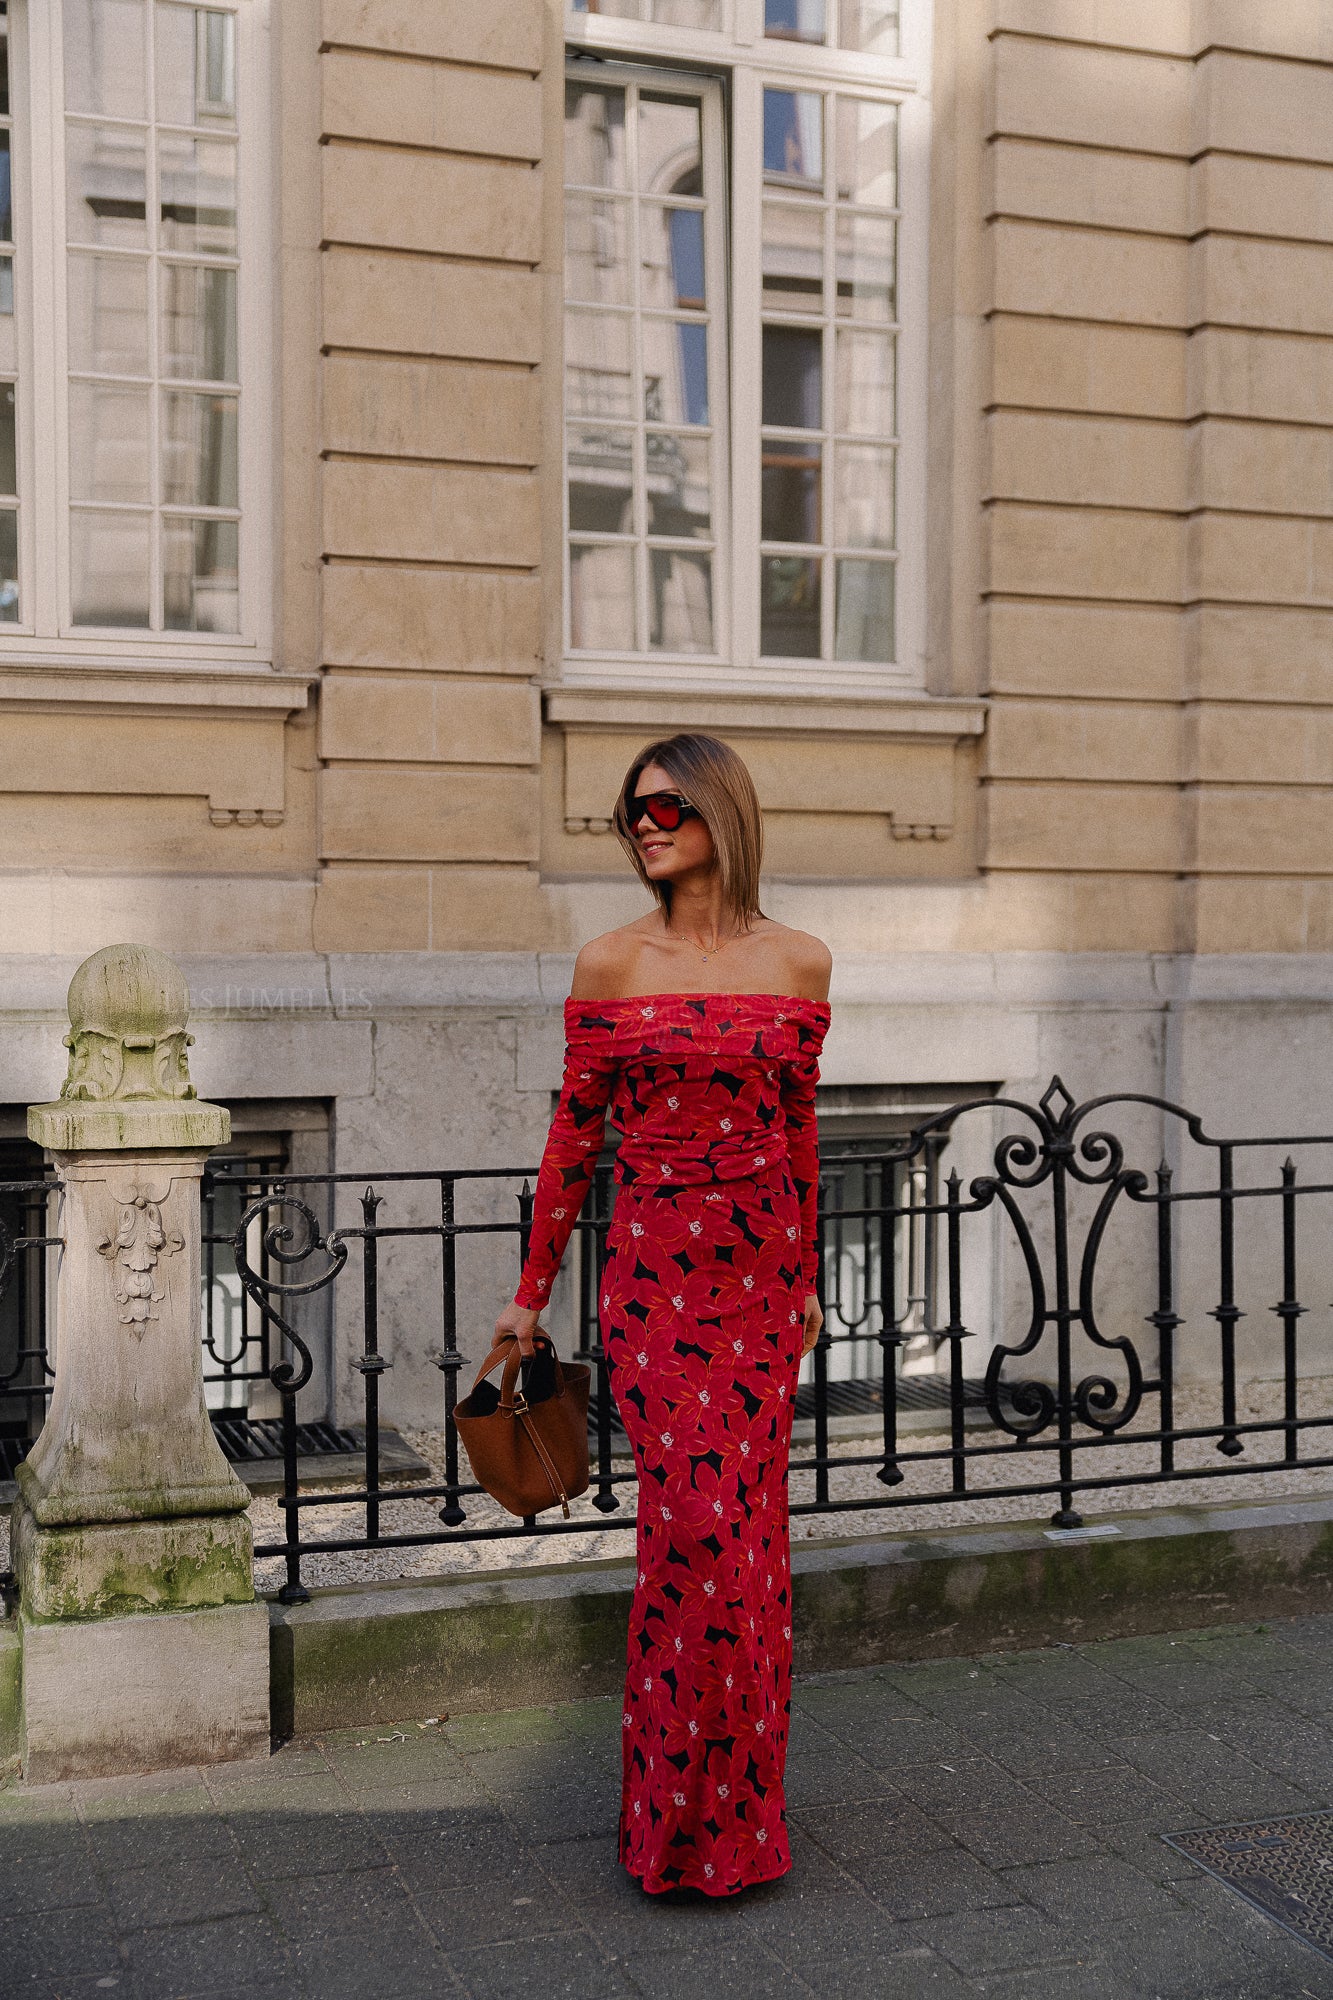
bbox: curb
[268,1492,1333,1734]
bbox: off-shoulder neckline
[565,992,829,1011]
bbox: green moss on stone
[0,1617,20,1770]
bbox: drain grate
[1165,1810,1333,1964]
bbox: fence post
[12,943,268,1781]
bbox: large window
[564,0,928,688]
[0,0,267,655]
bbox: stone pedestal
[12,944,269,1779]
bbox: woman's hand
[494,1300,541,1357]
[801,1294,823,1356]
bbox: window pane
[570,0,640,13]
[0,131,10,244]
[162,388,238,507]
[835,557,894,661]
[160,261,237,380]
[69,382,150,502]
[763,89,823,190]
[762,325,821,430]
[765,0,826,42]
[762,203,823,313]
[643,319,708,426]
[839,0,899,55]
[565,308,634,422]
[70,509,151,625]
[640,206,705,312]
[565,195,631,307]
[649,549,712,651]
[163,513,238,630]
[567,425,634,534]
[158,133,237,253]
[649,0,720,23]
[0,7,10,118]
[0,507,17,622]
[761,555,820,657]
[69,253,151,376]
[639,95,702,197]
[156,5,237,127]
[565,82,627,191]
[0,260,12,329]
[570,541,635,651]
[646,432,710,537]
[762,442,821,543]
[0,382,13,494]
[837,99,897,209]
[835,329,895,436]
[835,213,895,320]
[66,123,148,248]
[64,0,147,119]
[834,442,894,548]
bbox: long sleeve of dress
[780,1037,824,1294]
[514,1021,618,1310]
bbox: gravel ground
[6,1379,1331,1594]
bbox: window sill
[544,684,987,742]
[0,657,313,716]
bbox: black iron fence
[8,1079,1333,1603]
[0,1177,58,1485]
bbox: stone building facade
[3,0,1333,1421]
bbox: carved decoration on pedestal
[58,944,198,1104]
[96,1181,184,1334]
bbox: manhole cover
[1165,1810,1333,1963]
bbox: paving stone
[859,1846,1023,1920]
[0,1905,124,1983]
[1001,1852,1189,1924]
[105,1854,264,1930]
[1027,1762,1181,1828]
[0,1845,104,1915]
[773,1942,978,1997]
[84,1809,237,1873]
[289,1920,453,2000]
[980,1724,1120,1780]
[260,1862,418,1941]
[790,1795,958,1865]
[889,1755,1032,1816]
[940,1800,1101,1868]
[1115,1726,1317,1819]
[448,1934,636,1999]
[903,1902,1085,1977]
[226,1809,390,1881]
[410,1867,584,1952]
[618,1939,812,1999]
[117,1915,296,2000]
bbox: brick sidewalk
[8,1617,1333,1998]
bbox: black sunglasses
[627,790,702,833]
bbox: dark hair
[612,732,764,923]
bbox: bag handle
[468,1331,567,1414]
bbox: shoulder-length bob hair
[612,732,764,925]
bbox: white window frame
[563,0,931,696]
[5,0,272,667]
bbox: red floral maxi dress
[513,991,830,1897]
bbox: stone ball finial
[60,944,198,1104]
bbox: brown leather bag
[454,1331,591,1519]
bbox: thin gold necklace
[665,924,741,964]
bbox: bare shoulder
[758,920,831,1002]
[569,922,652,1000]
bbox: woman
[495,731,831,1898]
